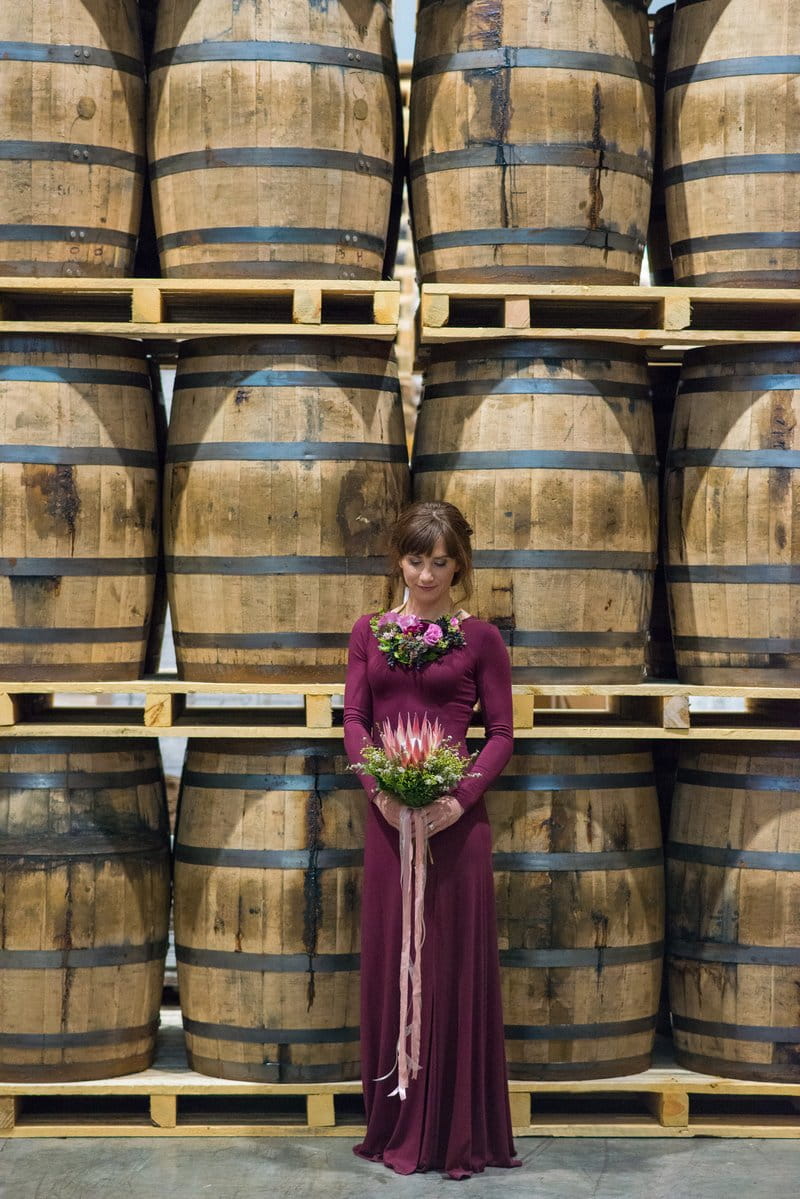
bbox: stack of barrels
[2,0,799,1093]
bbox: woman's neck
[398,598,452,622]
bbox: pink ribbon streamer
[383,806,428,1100]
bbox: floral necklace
[371,606,467,669]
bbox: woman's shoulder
[462,615,508,649]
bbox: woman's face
[400,536,458,613]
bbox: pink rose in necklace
[397,613,423,633]
[423,622,443,646]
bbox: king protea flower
[379,713,445,767]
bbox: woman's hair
[388,501,474,599]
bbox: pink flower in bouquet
[380,712,445,767]
[377,610,398,628]
[423,622,443,646]
[397,613,422,633]
[449,617,460,629]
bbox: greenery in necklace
[371,609,466,670]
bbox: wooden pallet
[0,278,400,349]
[1,1013,798,1139]
[0,679,798,741]
[418,283,800,349]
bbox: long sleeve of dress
[451,622,514,813]
[343,615,379,801]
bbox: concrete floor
[1,1137,799,1198]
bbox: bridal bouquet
[355,713,474,808]
[354,714,476,1099]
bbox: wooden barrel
[0,335,160,681]
[408,0,654,283]
[668,744,800,1082]
[489,739,664,1080]
[174,740,364,1082]
[413,341,658,681]
[148,0,399,278]
[0,4,145,276]
[665,345,800,684]
[646,4,674,285]
[165,336,409,681]
[665,0,800,285]
[0,738,170,1081]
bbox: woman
[343,500,520,1179]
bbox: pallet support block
[132,285,165,324]
[150,1095,177,1129]
[646,1091,690,1128]
[293,288,322,325]
[0,1096,18,1131]
[144,692,187,729]
[306,1093,336,1127]
[0,692,18,726]
[505,297,531,329]
[512,693,536,729]
[661,295,692,331]
[421,292,450,328]
[509,1091,531,1128]
[373,289,401,326]
[305,694,334,728]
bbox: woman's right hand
[372,790,405,830]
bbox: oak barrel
[165,336,409,681]
[665,0,800,285]
[668,744,800,1082]
[413,341,658,681]
[0,4,145,276]
[408,0,654,282]
[0,335,160,681]
[174,740,363,1082]
[665,345,800,684]
[490,740,664,1080]
[0,738,170,1081]
[148,0,399,278]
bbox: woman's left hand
[423,795,464,837]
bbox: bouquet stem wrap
[390,806,428,1099]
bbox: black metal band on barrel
[0,446,157,468]
[152,39,393,74]
[0,838,167,863]
[0,1022,159,1050]
[0,737,140,754]
[668,449,800,469]
[175,947,360,973]
[500,942,663,968]
[416,227,645,255]
[166,555,386,576]
[182,770,353,791]
[157,226,385,254]
[166,441,406,464]
[497,629,648,648]
[150,147,394,181]
[173,369,400,395]
[506,738,646,755]
[667,55,800,91]
[664,154,800,186]
[410,144,653,183]
[0,224,138,250]
[671,232,800,257]
[666,564,800,584]
[488,771,656,792]
[0,140,145,173]
[181,1017,360,1044]
[1,556,157,577]
[505,1015,656,1041]
[0,41,145,76]
[673,634,800,653]
[175,844,362,869]
[0,625,144,644]
[678,374,800,394]
[676,767,800,793]
[0,941,167,968]
[667,841,800,871]
[413,450,657,475]
[493,848,662,871]
[412,47,652,85]
[473,550,657,571]
[173,631,352,649]
[0,767,163,790]
[669,940,800,966]
[0,366,149,388]
[671,1014,800,1042]
[423,378,653,401]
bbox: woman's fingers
[425,796,464,836]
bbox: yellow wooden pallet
[1,1013,798,1139]
[0,277,400,348]
[418,283,800,348]
[0,679,798,741]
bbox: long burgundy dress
[343,613,520,1179]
